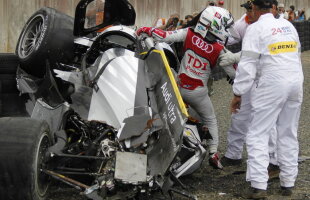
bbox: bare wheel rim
[18,14,45,59]
[35,132,50,197]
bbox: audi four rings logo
[192,35,214,53]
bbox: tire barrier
[295,20,310,52]
[0,54,28,117]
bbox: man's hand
[230,95,241,113]
[136,27,154,36]
[218,51,241,67]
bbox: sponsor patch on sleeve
[268,41,297,55]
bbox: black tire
[0,53,28,117]
[0,74,18,93]
[16,7,74,77]
[0,93,28,117]
[0,53,19,74]
[0,117,52,200]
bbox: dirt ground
[48,51,310,200]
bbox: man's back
[243,13,302,80]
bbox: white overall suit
[233,13,303,190]
[224,14,277,165]
[225,13,252,160]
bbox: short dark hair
[272,0,278,7]
[241,1,252,10]
[290,5,295,11]
[252,0,273,9]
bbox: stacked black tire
[290,20,310,52]
[0,53,28,117]
[293,21,305,52]
[303,20,310,51]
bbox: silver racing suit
[150,27,235,153]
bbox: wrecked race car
[0,0,207,199]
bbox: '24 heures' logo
[192,35,214,53]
